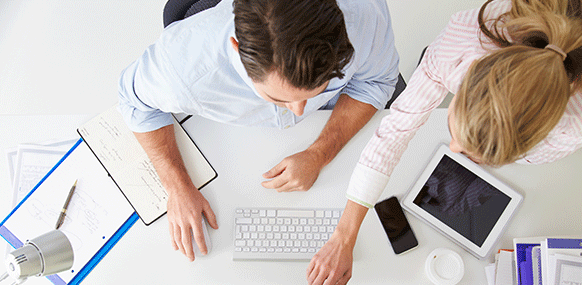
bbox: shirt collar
[227,32,264,100]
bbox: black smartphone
[374,196,418,254]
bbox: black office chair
[163,0,221,28]
[385,73,406,108]
[162,0,406,109]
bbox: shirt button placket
[280,109,293,129]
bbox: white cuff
[346,163,390,208]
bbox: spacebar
[277,209,314,217]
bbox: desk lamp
[1,230,73,285]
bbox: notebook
[78,105,217,225]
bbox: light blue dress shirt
[118,0,399,133]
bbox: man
[118,0,399,271]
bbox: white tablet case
[402,144,523,259]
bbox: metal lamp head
[5,230,74,281]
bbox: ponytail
[454,0,582,165]
[479,0,582,86]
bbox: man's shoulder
[154,1,234,77]
[159,0,234,51]
[337,0,390,23]
[337,0,391,42]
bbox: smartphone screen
[374,196,418,254]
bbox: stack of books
[485,237,582,285]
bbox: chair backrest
[163,0,221,28]
[386,73,406,108]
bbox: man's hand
[167,186,217,261]
[307,231,354,285]
[262,149,326,192]
[133,125,218,262]
[263,95,377,193]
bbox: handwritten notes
[78,105,216,225]
[1,141,135,283]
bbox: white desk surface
[1,109,581,285]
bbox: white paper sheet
[554,254,582,285]
[1,141,134,284]
[7,139,77,204]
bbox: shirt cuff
[346,163,390,208]
[117,103,174,133]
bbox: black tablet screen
[412,155,511,246]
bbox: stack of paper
[6,139,77,206]
[485,249,517,285]
[540,238,582,285]
[503,237,582,285]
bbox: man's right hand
[133,125,218,262]
[167,186,218,261]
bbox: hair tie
[545,44,567,61]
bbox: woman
[307,0,582,284]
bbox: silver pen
[55,179,78,229]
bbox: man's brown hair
[232,0,354,90]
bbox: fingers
[261,168,301,192]
[262,162,285,179]
[336,269,352,285]
[261,175,288,190]
[203,204,219,230]
[307,257,327,285]
[307,266,344,285]
[181,224,195,261]
[262,153,318,192]
[169,223,178,250]
[171,224,189,257]
[323,273,341,285]
[311,268,329,285]
[192,221,207,256]
[307,260,316,279]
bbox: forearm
[134,125,196,196]
[308,94,377,166]
[334,200,369,247]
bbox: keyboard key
[278,209,315,218]
[237,218,253,224]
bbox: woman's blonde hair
[454,0,582,165]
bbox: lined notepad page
[78,105,216,225]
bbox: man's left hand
[262,149,325,192]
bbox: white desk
[1,109,581,284]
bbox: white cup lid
[425,248,464,285]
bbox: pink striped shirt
[346,0,582,208]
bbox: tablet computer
[402,144,523,259]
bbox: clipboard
[0,139,138,285]
[77,105,217,225]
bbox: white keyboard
[233,207,343,261]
